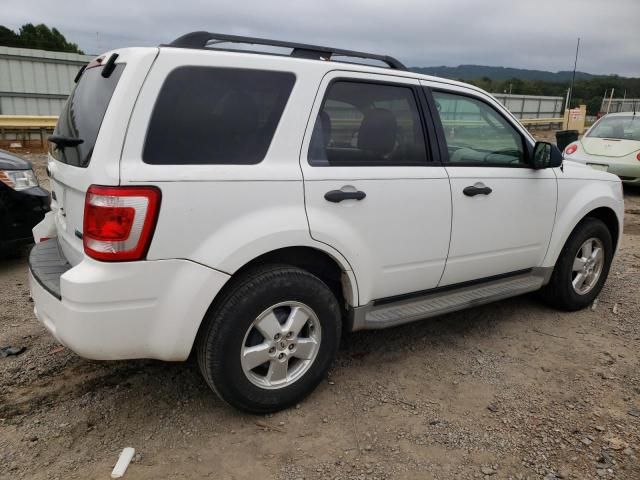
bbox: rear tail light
[564,144,578,155]
[83,185,161,261]
[636,152,640,162]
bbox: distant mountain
[409,64,613,82]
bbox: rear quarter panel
[48,47,159,265]
[120,49,359,301]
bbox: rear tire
[541,217,613,311]
[197,264,341,413]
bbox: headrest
[357,108,397,155]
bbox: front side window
[308,81,428,166]
[144,67,295,165]
[432,91,526,166]
[587,115,640,141]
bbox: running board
[351,268,551,331]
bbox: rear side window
[51,64,125,167]
[143,67,296,165]
[308,81,428,166]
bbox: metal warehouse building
[491,93,564,120]
[600,97,640,114]
[0,46,91,116]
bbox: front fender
[542,179,623,268]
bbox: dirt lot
[1,152,639,480]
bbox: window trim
[307,77,437,167]
[426,87,535,169]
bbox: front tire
[197,265,341,413]
[541,217,613,311]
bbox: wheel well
[190,247,353,360]
[585,207,620,250]
[232,247,352,309]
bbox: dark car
[0,149,50,251]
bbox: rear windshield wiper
[48,135,84,148]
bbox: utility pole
[567,37,580,111]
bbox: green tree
[507,78,524,94]
[464,74,640,115]
[586,96,603,115]
[0,24,83,54]
[0,25,21,47]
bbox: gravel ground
[0,151,639,480]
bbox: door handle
[324,190,366,203]
[463,185,492,197]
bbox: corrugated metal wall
[600,98,640,114]
[491,93,564,119]
[0,46,91,115]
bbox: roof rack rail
[164,31,406,70]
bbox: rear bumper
[585,160,640,184]
[29,239,230,361]
[607,164,640,184]
[619,176,640,185]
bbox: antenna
[567,37,580,111]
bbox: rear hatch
[48,48,158,265]
[581,137,640,158]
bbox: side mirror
[532,141,563,169]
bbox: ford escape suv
[29,32,624,413]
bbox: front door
[300,72,452,306]
[426,86,557,286]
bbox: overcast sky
[5,0,640,76]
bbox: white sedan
[563,112,640,185]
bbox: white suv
[30,32,624,412]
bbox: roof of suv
[164,31,407,70]
[158,31,488,99]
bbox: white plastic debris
[111,447,135,479]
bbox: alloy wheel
[240,301,321,389]
[571,237,604,295]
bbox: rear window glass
[143,67,296,165]
[51,64,125,167]
[588,115,640,141]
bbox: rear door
[423,82,557,286]
[47,48,157,265]
[301,71,452,306]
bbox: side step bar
[351,268,551,331]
